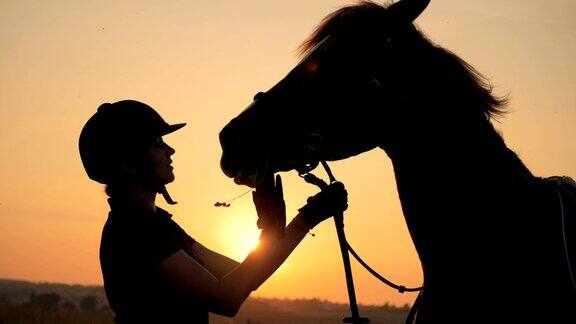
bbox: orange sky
[1,0,575,306]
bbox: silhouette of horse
[219,1,576,322]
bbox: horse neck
[381,113,535,215]
[377,111,539,281]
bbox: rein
[547,176,576,290]
[300,161,423,324]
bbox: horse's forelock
[298,1,396,58]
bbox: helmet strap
[159,185,177,205]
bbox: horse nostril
[219,124,233,148]
[220,153,240,178]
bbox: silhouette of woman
[78,100,347,323]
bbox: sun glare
[219,214,262,260]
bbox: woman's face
[145,137,176,185]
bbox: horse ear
[387,0,430,24]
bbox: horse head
[219,0,432,187]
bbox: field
[0,279,411,323]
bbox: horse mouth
[233,169,261,187]
[222,153,316,187]
[225,158,270,188]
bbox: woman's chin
[161,173,176,184]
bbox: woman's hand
[298,182,348,229]
[252,173,286,238]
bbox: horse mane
[298,1,508,121]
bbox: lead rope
[301,161,423,324]
[302,161,369,324]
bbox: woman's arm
[155,176,346,317]
[154,213,311,317]
[185,241,239,280]
[220,213,311,292]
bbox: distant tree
[80,295,98,312]
[61,300,77,311]
[0,294,11,306]
[26,292,61,310]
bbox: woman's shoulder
[102,212,186,265]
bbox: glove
[298,181,348,229]
[252,173,286,238]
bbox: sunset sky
[1,0,575,307]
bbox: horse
[218,1,576,322]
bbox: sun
[219,214,262,260]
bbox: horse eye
[302,61,319,75]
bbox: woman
[78,100,348,323]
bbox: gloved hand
[298,181,348,229]
[252,173,286,238]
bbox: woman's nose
[167,144,175,156]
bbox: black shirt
[100,197,209,323]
